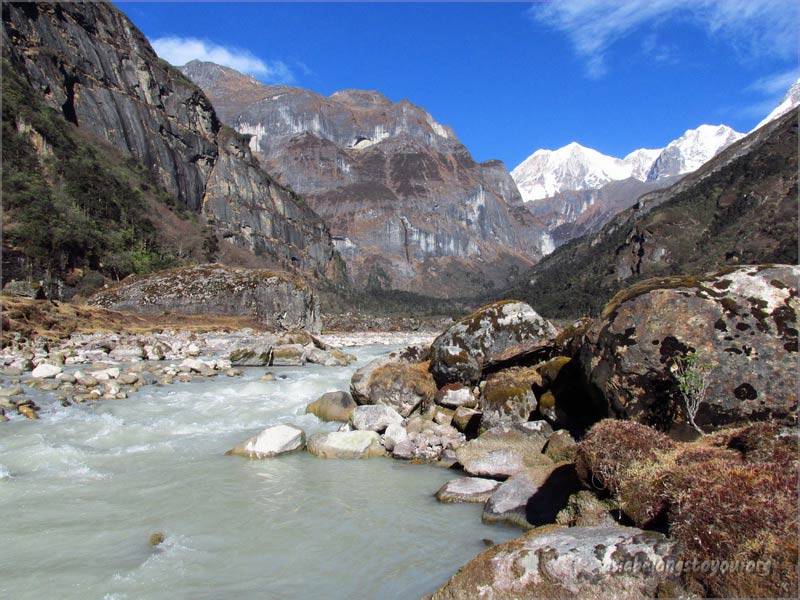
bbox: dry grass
[578,419,799,597]
[0,297,264,343]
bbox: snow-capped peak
[646,124,744,180]
[511,142,636,202]
[622,148,662,181]
[752,78,800,132]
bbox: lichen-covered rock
[430,300,556,387]
[436,477,500,503]
[349,404,403,432]
[270,344,307,366]
[306,391,356,422]
[456,424,553,479]
[89,264,322,333]
[427,525,683,600]
[482,463,582,529]
[225,424,306,459]
[452,406,482,436]
[434,384,477,408]
[306,430,384,459]
[1,280,45,299]
[581,265,799,432]
[544,429,578,463]
[229,346,272,366]
[556,491,617,527]
[350,359,436,417]
[479,367,540,431]
[382,423,408,452]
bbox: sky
[116,1,799,168]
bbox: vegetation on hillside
[1,60,215,297]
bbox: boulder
[305,391,356,422]
[436,477,500,503]
[305,347,355,366]
[270,344,306,366]
[434,384,477,408]
[2,279,45,299]
[109,345,145,361]
[350,360,436,417]
[229,347,272,367]
[482,463,582,528]
[382,423,408,452]
[544,429,578,463]
[427,525,683,600]
[456,424,553,479]
[226,424,306,459]
[581,265,799,432]
[349,404,403,432]
[479,367,540,431]
[429,300,556,387]
[31,363,62,379]
[88,264,322,333]
[180,358,215,376]
[556,491,617,527]
[452,406,482,436]
[306,430,384,459]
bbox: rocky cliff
[508,108,799,318]
[180,60,547,298]
[2,1,334,277]
[88,264,321,332]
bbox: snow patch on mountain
[646,124,744,180]
[752,79,800,132]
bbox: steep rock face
[581,266,798,432]
[2,2,333,275]
[512,108,798,318]
[181,61,546,297]
[88,264,322,332]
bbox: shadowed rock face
[180,61,548,297]
[2,2,334,275]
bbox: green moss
[484,385,530,405]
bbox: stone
[436,477,500,503]
[429,300,557,387]
[109,345,145,361]
[581,265,800,432]
[270,344,306,366]
[482,463,582,529]
[391,439,416,460]
[431,405,454,426]
[31,363,62,379]
[180,359,215,376]
[382,423,408,452]
[306,430,384,459]
[435,384,477,408]
[349,404,403,432]
[456,424,553,479]
[306,391,356,422]
[427,525,683,600]
[17,404,38,419]
[305,347,355,367]
[0,386,23,398]
[350,360,436,417]
[2,279,45,299]
[556,491,617,527]
[479,367,540,431]
[56,373,77,384]
[226,368,243,377]
[452,406,482,436]
[226,424,306,459]
[545,429,578,463]
[261,373,276,382]
[149,531,165,546]
[144,344,166,361]
[119,373,140,385]
[229,347,272,367]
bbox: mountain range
[1,0,796,312]
[180,60,547,298]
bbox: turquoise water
[0,345,518,600]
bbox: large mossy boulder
[88,264,322,333]
[427,525,684,600]
[305,391,356,422]
[581,265,799,432]
[429,300,556,387]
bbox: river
[0,344,519,600]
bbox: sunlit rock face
[181,61,549,298]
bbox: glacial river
[0,344,518,600]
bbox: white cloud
[151,36,294,83]
[747,69,800,96]
[531,0,798,78]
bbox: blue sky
[117,1,798,168]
